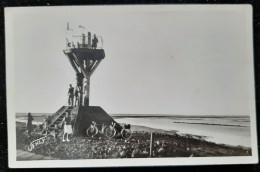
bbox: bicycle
[86,122,107,137]
[86,121,132,139]
[105,122,116,138]
[120,124,132,139]
[105,122,132,139]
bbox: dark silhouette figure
[68,84,74,106]
[92,34,98,49]
[76,72,84,91]
[27,112,34,136]
[74,88,79,106]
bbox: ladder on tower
[48,106,74,130]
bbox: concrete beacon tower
[46,24,120,137]
[63,31,105,107]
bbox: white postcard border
[5,5,258,168]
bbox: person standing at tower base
[62,112,73,142]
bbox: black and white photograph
[5,5,258,167]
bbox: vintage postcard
[5,5,258,168]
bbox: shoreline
[16,121,251,160]
[123,124,250,149]
[15,120,251,149]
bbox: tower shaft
[64,32,105,106]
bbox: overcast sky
[6,5,253,115]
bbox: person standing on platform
[68,84,74,106]
[27,112,34,136]
[92,34,98,49]
[62,112,73,142]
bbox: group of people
[68,71,89,106]
[67,34,99,49]
[66,36,99,107]
[26,113,174,159]
[26,112,74,142]
[68,84,84,106]
[68,84,79,106]
[26,113,51,136]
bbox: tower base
[72,106,121,137]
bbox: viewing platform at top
[64,33,105,61]
[65,48,105,61]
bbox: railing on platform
[66,35,103,50]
